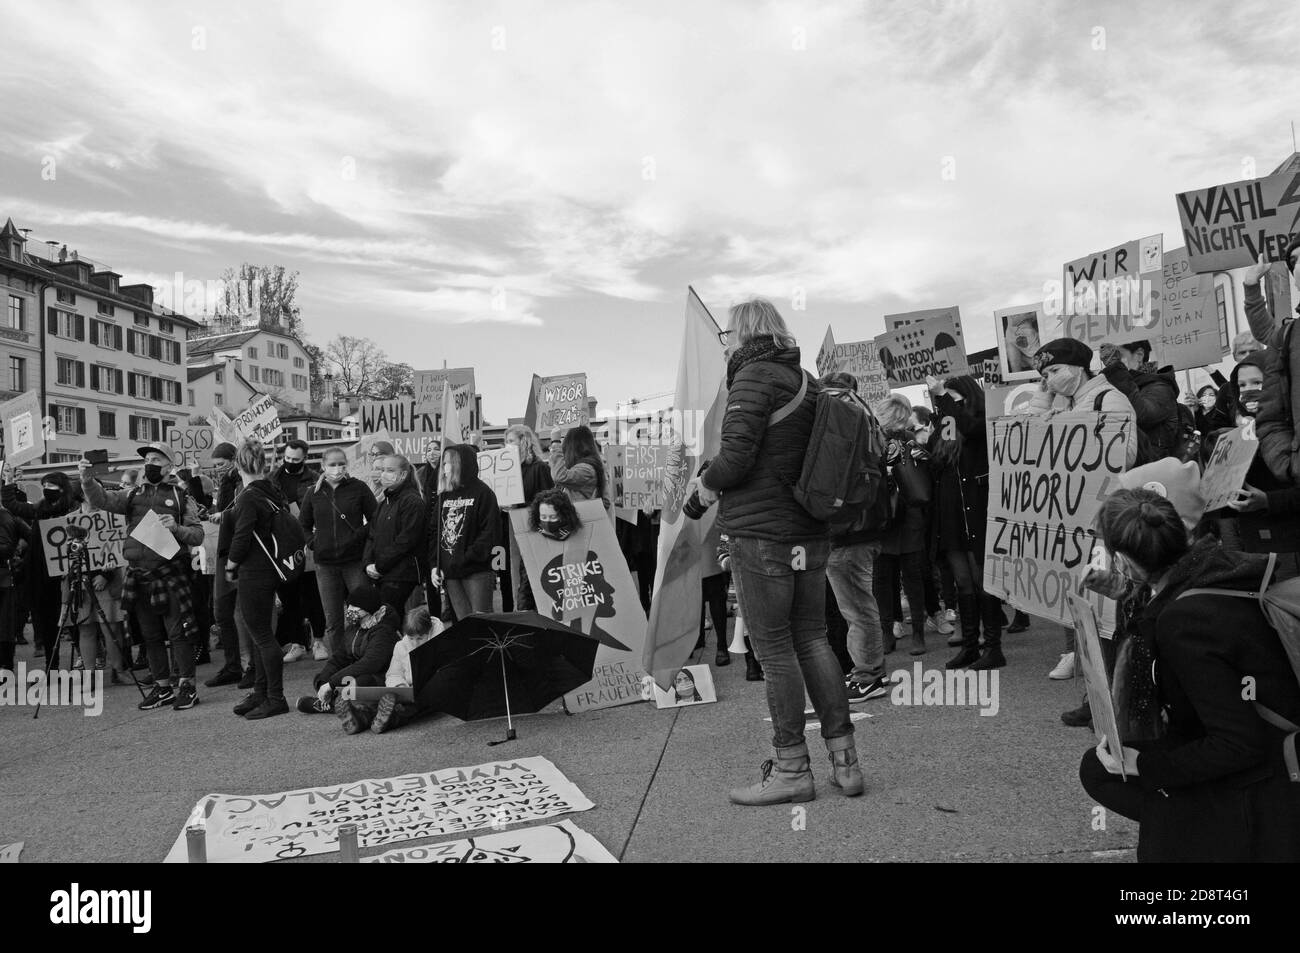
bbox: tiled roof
[186,329,260,356]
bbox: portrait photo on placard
[653,664,717,709]
[994,302,1052,382]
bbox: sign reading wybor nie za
[983,411,1131,626]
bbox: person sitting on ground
[296,583,399,715]
[335,605,445,734]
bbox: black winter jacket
[312,607,400,690]
[929,392,989,553]
[300,476,377,565]
[430,444,502,579]
[270,463,320,510]
[1100,361,1181,462]
[3,487,72,586]
[363,477,425,585]
[224,479,290,577]
[700,338,826,542]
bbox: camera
[682,488,713,520]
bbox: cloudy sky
[1,0,1296,421]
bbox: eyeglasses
[717,330,733,345]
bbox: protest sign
[0,842,22,863]
[347,430,392,486]
[163,757,594,863]
[190,521,220,576]
[994,302,1058,382]
[652,663,717,709]
[360,398,439,461]
[884,306,965,340]
[1068,595,1127,775]
[815,327,841,377]
[441,381,476,445]
[414,367,476,414]
[1147,247,1224,370]
[362,820,617,864]
[39,511,129,577]
[1175,170,1300,273]
[1,390,44,465]
[829,337,890,402]
[130,509,179,560]
[210,405,241,447]
[874,312,969,386]
[531,373,589,432]
[477,445,524,507]
[511,499,648,712]
[608,444,668,511]
[984,411,1132,626]
[1200,421,1259,511]
[1061,235,1163,348]
[213,395,282,446]
[165,425,217,470]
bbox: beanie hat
[1034,338,1093,372]
[212,442,237,461]
[346,583,384,615]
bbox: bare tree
[371,362,414,400]
[322,334,387,399]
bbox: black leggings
[877,552,926,637]
[700,572,730,644]
[237,573,285,703]
[944,549,981,596]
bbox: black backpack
[770,373,884,530]
[252,490,307,584]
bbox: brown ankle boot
[826,734,865,796]
[729,742,815,806]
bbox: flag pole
[687,285,724,336]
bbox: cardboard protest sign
[884,306,965,340]
[1175,170,1300,273]
[0,842,22,863]
[652,663,717,708]
[165,426,217,470]
[441,381,476,445]
[1068,594,1127,776]
[1148,247,1224,370]
[1,391,44,465]
[347,430,392,486]
[362,820,617,864]
[532,373,589,432]
[829,338,890,402]
[511,499,648,712]
[190,521,221,576]
[213,395,282,446]
[476,445,524,507]
[1200,421,1259,511]
[994,302,1057,382]
[39,511,129,576]
[414,366,476,413]
[163,757,594,863]
[1061,235,1163,349]
[608,444,668,511]
[130,509,180,560]
[874,312,969,386]
[815,326,841,377]
[984,411,1133,626]
[360,398,439,461]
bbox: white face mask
[379,471,398,486]
[324,464,346,483]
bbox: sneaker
[233,693,266,716]
[72,655,84,671]
[1048,652,1076,680]
[336,699,371,734]
[926,613,954,635]
[245,698,290,720]
[944,608,957,624]
[205,667,242,688]
[846,676,891,702]
[138,685,176,711]
[296,694,333,714]
[237,667,255,690]
[892,621,905,640]
[283,644,307,663]
[172,683,199,710]
[311,638,330,662]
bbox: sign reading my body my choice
[873,313,969,387]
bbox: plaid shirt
[121,558,198,641]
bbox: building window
[263,368,283,387]
[51,404,86,435]
[48,309,85,341]
[99,410,117,438]
[293,356,305,368]
[1216,284,1229,352]
[248,346,258,359]
[158,318,173,334]
[215,369,223,383]
[134,313,150,328]
[128,415,160,443]
[90,365,123,394]
[97,299,114,316]
[9,357,26,392]
[7,295,23,330]
[292,374,309,391]
[56,288,74,305]
[249,365,260,383]
[188,388,195,407]
[57,356,86,388]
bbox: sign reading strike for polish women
[531,373,589,431]
[511,499,648,713]
[362,820,617,864]
[1148,247,1223,371]
[1200,421,1260,512]
[874,313,970,387]
[1061,234,1163,346]
[476,445,524,507]
[39,511,129,576]
[164,425,217,470]
[162,757,594,863]
[983,411,1133,626]
[1,390,44,466]
[1175,170,1300,273]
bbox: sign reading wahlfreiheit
[1175,170,1300,273]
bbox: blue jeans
[315,561,370,654]
[445,571,495,619]
[728,536,851,749]
[826,541,884,682]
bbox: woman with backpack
[1079,488,1300,862]
[691,298,862,807]
[924,374,1005,671]
[364,455,425,614]
[301,446,378,656]
[430,444,502,618]
[225,440,293,720]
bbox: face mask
[284,460,304,474]
[1044,365,1084,397]
[344,607,365,626]
[42,487,61,503]
[379,471,398,486]
[143,464,164,484]
[539,519,570,540]
[324,464,346,483]
[1198,396,1215,411]
[1238,388,1262,416]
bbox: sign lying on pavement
[362,820,616,864]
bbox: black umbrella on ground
[409,611,629,744]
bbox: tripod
[34,542,145,718]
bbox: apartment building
[0,217,202,463]
[187,320,314,413]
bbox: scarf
[726,335,783,388]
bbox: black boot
[1061,695,1092,727]
[1007,609,1030,634]
[969,593,1007,670]
[744,647,764,681]
[945,593,982,669]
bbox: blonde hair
[236,440,268,477]
[727,298,796,349]
[875,394,913,433]
[504,424,543,464]
[314,446,347,491]
[438,448,462,493]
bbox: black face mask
[284,461,304,474]
[1238,388,1262,417]
[42,487,61,504]
[539,519,571,540]
[143,464,164,484]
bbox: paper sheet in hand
[130,508,180,560]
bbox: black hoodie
[429,444,501,579]
[363,475,424,584]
